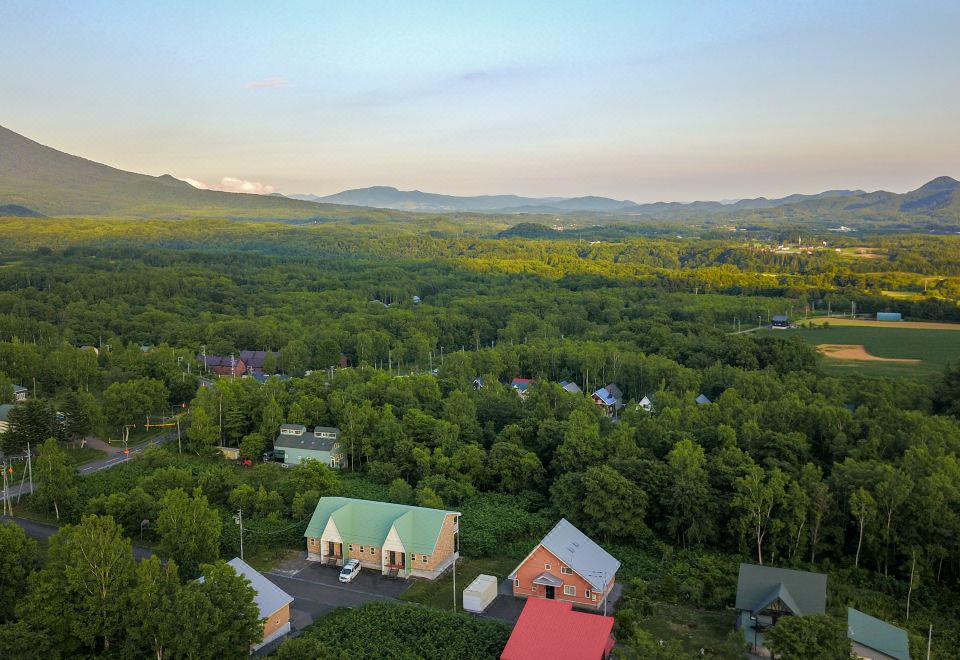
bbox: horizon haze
[2,1,959,202]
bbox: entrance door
[389,550,397,566]
[545,586,555,600]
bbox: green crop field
[772,324,960,377]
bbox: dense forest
[2,216,960,658]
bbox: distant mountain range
[1,124,958,228]
[289,185,874,215]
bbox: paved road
[0,514,155,560]
[1,429,177,502]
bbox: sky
[1,0,959,202]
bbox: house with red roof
[500,598,615,660]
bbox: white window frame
[560,566,572,575]
[563,585,576,597]
[513,578,520,588]
[585,589,592,599]
[544,563,551,570]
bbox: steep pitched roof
[224,557,293,618]
[592,384,623,406]
[847,608,911,660]
[304,497,459,556]
[735,563,826,616]
[750,581,802,615]
[238,350,277,370]
[559,380,582,394]
[500,599,615,660]
[511,519,620,592]
[695,393,712,404]
[0,404,13,421]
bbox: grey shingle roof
[735,563,826,616]
[226,557,293,618]
[0,404,13,421]
[537,519,621,592]
[275,434,339,453]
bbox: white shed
[463,574,498,613]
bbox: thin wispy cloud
[245,76,290,89]
[347,65,550,108]
[183,176,276,195]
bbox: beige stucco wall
[418,513,458,571]
[262,603,290,641]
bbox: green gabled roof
[847,608,911,660]
[735,563,826,616]
[304,497,458,556]
[750,581,802,616]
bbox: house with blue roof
[591,383,624,417]
[304,497,461,580]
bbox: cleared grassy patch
[635,603,741,658]
[772,322,960,377]
[401,556,518,611]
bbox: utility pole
[16,443,33,504]
[176,416,182,454]
[235,507,244,560]
[452,528,459,612]
[2,460,11,516]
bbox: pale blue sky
[1,1,958,201]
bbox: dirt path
[809,318,960,330]
[81,436,123,454]
[816,344,920,363]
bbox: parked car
[339,559,361,583]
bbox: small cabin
[771,315,790,329]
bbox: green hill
[0,125,353,219]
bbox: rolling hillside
[0,125,348,219]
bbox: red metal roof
[500,599,615,660]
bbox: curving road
[1,429,177,502]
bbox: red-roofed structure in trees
[500,598,615,660]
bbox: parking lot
[264,554,413,631]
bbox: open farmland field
[780,322,960,377]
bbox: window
[563,585,576,597]
[592,594,597,602]
[360,546,365,552]
[544,563,552,570]
[531,586,537,593]
[513,579,520,588]
[560,566,572,575]
[585,590,592,599]
[349,545,354,551]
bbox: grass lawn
[768,323,960,377]
[401,556,519,611]
[245,547,301,574]
[636,603,740,658]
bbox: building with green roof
[735,563,827,654]
[304,497,460,580]
[848,608,911,660]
